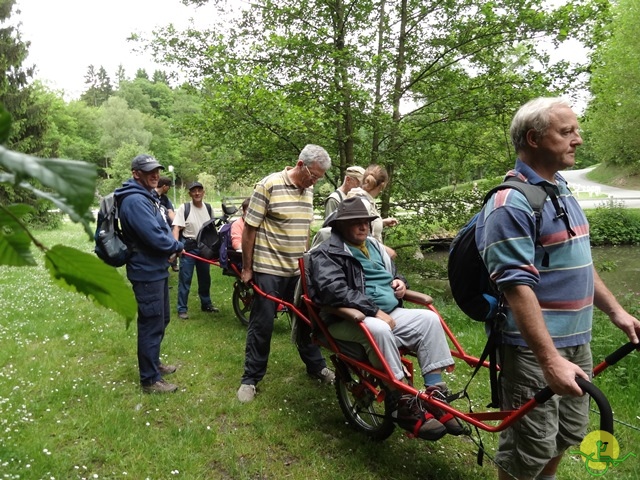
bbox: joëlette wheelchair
[290,254,636,444]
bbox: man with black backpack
[475,98,640,480]
[172,181,219,319]
[116,154,184,394]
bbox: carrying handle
[534,377,613,434]
[604,341,639,367]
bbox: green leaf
[0,147,97,220]
[44,245,137,328]
[0,105,11,143]
[0,204,37,266]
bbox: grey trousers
[328,307,454,381]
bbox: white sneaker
[237,384,256,403]
[309,367,335,384]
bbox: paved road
[561,166,640,209]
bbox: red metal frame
[184,251,638,434]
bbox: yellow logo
[570,430,636,476]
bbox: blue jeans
[132,279,170,385]
[177,249,213,313]
[240,272,326,385]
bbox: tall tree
[583,0,640,170]
[150,0,602,206]
[80,65,113,107]
[0,0,49,155]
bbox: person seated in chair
[306,197,464,440]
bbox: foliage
[80,65,113,107]
[384,176,503,248]
[150,0,603,213]
[583,0,640,171]
[0,105,136,324]
[586,200,640,246]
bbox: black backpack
[94,193,130,267]
[448,176,575,408]
[448,177,550,323]
[194,218,220,260]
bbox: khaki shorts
[495,344,592,479]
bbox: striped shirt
[476,160,593,347]
[245,167,313,277]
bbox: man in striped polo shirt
[237,144,335,403]
[476,97,640,480]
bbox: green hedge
[586,200,640,246]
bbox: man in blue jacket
[116,154,184,394]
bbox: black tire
[232,281,253,327]
[335,362,396,440]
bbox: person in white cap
[323,165,365,220]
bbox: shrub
[586,200,640,245]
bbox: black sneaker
[394,393,446,441]
[201,304,219,313]
[423,383,467,436]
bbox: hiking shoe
[142,379,178,394]
[178,312,189,320]
[159,364,177,375]
[309,367,335,384]
[201,304,219,313]
[237,384,256,403]
[423,383,467,436]
[394,393,447,441]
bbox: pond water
[421,245,640,301]
[592,245,640,299]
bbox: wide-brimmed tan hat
[326,197,379,228]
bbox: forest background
[1,1,640,478]
[3,0,640,221]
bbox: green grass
[587,163,640,190]
[1,222,639,479]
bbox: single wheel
[335,362,396,440]
[232,281,253,326]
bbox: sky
[14,0,588,108]
[15,0,217,100]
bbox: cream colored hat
[345,165,365,181]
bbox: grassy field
[1,221,639,479]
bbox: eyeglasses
[304,165,323,181]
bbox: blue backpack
[217,221,234,269]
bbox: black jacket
[307,230,404,323]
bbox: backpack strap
[183,202,213,221]
[325,189,345,205]
[484,176,576,268]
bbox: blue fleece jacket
[115,179,184,282]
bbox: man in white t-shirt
[172,182,218,319]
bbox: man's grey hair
[299,144,331,171]
[510,97,573,152]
